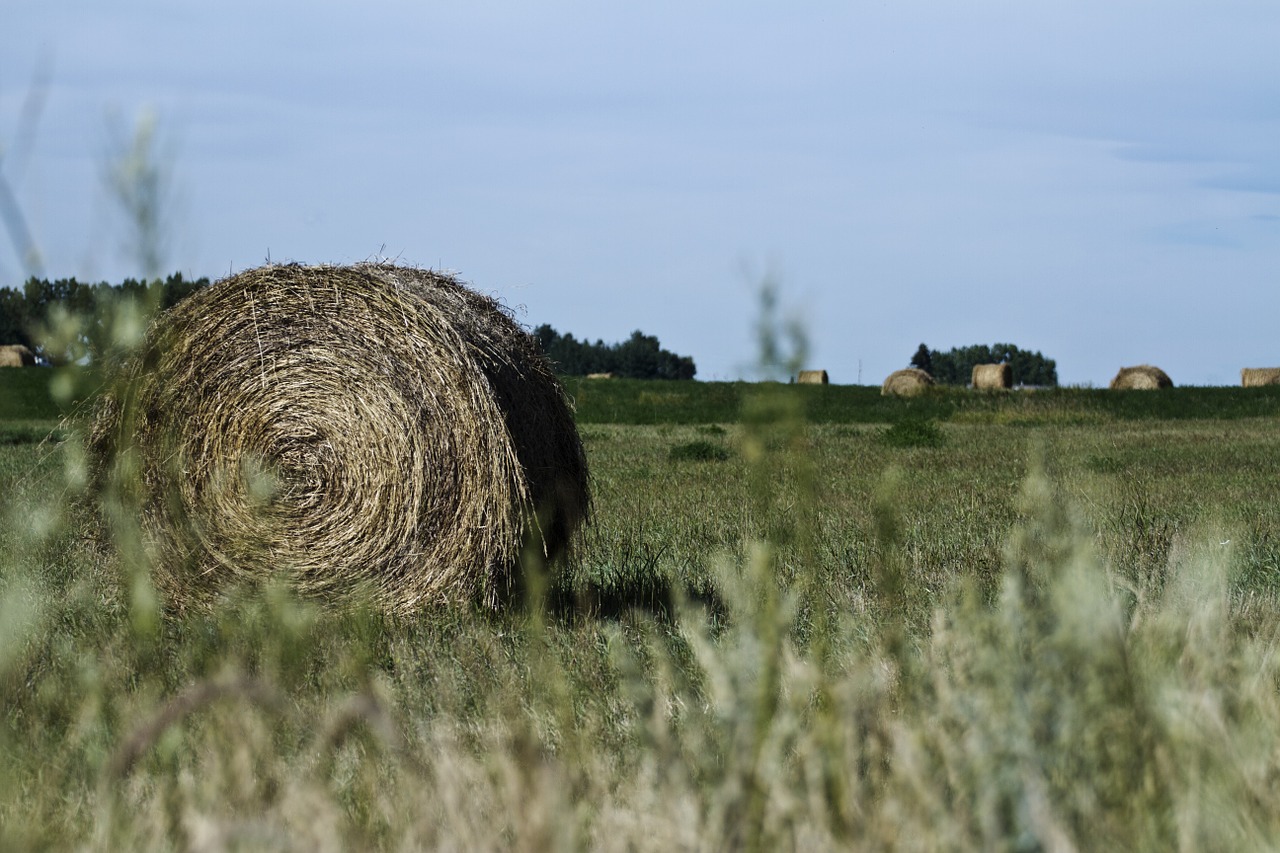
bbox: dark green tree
[910,343,933,375]
[920,342,1057,387]
[532,324,696,379]
[0,272,210,363]
[0,286,32,348]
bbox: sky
[2,2,1278,386]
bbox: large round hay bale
[971,363,1012,390]
[1109,365,1172,390]
[90,263,589,613]
[797,369,829,385]
[882,368,934,396]
[1242,367,1280,387]
[0,344,36,367]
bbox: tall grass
[4,292,1280,848]
[6,400,1280,848]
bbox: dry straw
[1241,367,1280,387]
[971,362,1011,390]
[797,369,828,385]
[1109,365,1173,390]
[0,343,36,367]
[882,368,934,396]
[90,263,589,613]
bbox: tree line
[0,274,210,364]
[533,325,696,380]
[1,276,697,380]
[911,342,1058,387]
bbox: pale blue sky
[3,2,1278,385]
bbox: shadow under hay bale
[971,362,1011,390]
[882,368,934,396]
[1109,365,1173,390]
[90,263,590,613]
[1242,367,1280,387]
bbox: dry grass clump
[90,262,589,613]
[971,362,1011,390]
[1241,367,1280,387]
[1110,365,1173,390]
[882,368,933,396]
[0,344,36,367]
[796,369,828,385]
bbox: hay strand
[1241,367,1280,387]
[971,363,1012,390]
[90,263,589,613]
[882,368,934,397]
[1109,365,1172,390]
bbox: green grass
[0,420,66,446]
[5,379,1280,848]
[0,367,64,420]
[669,439,732,462]
[561,376,1280,424]
[879,416,946,448]
[9,368,1280,427]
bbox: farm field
[4,371,1280,848]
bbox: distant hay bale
[0,344,36,367]
[90,263,590,614]
[882,368,934,396]
[586,372,615,380]
[797,369,829,385]
[971,363,1012,390]
[1241,367,1280,387]
[1109,365,1173,390]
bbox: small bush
[669,440,731,462]
[880,417,945,448]
[1085,454,1125,474]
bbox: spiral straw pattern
[92,263,588,613]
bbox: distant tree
[0,272,209,363]
[533,324,695,379]
[0,287,32,348]
[910,343,933,375]
[919,342,1057,387]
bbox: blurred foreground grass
[4,373,1280,848]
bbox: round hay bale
[797,369,829,385]
[971,362,1012,390]
[0,344,36,367]
[882,368,934,396]
[1109,364,1172,390]
[1242,367,1280,387]
[90,263,589,613]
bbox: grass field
[4,368,1280,849]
